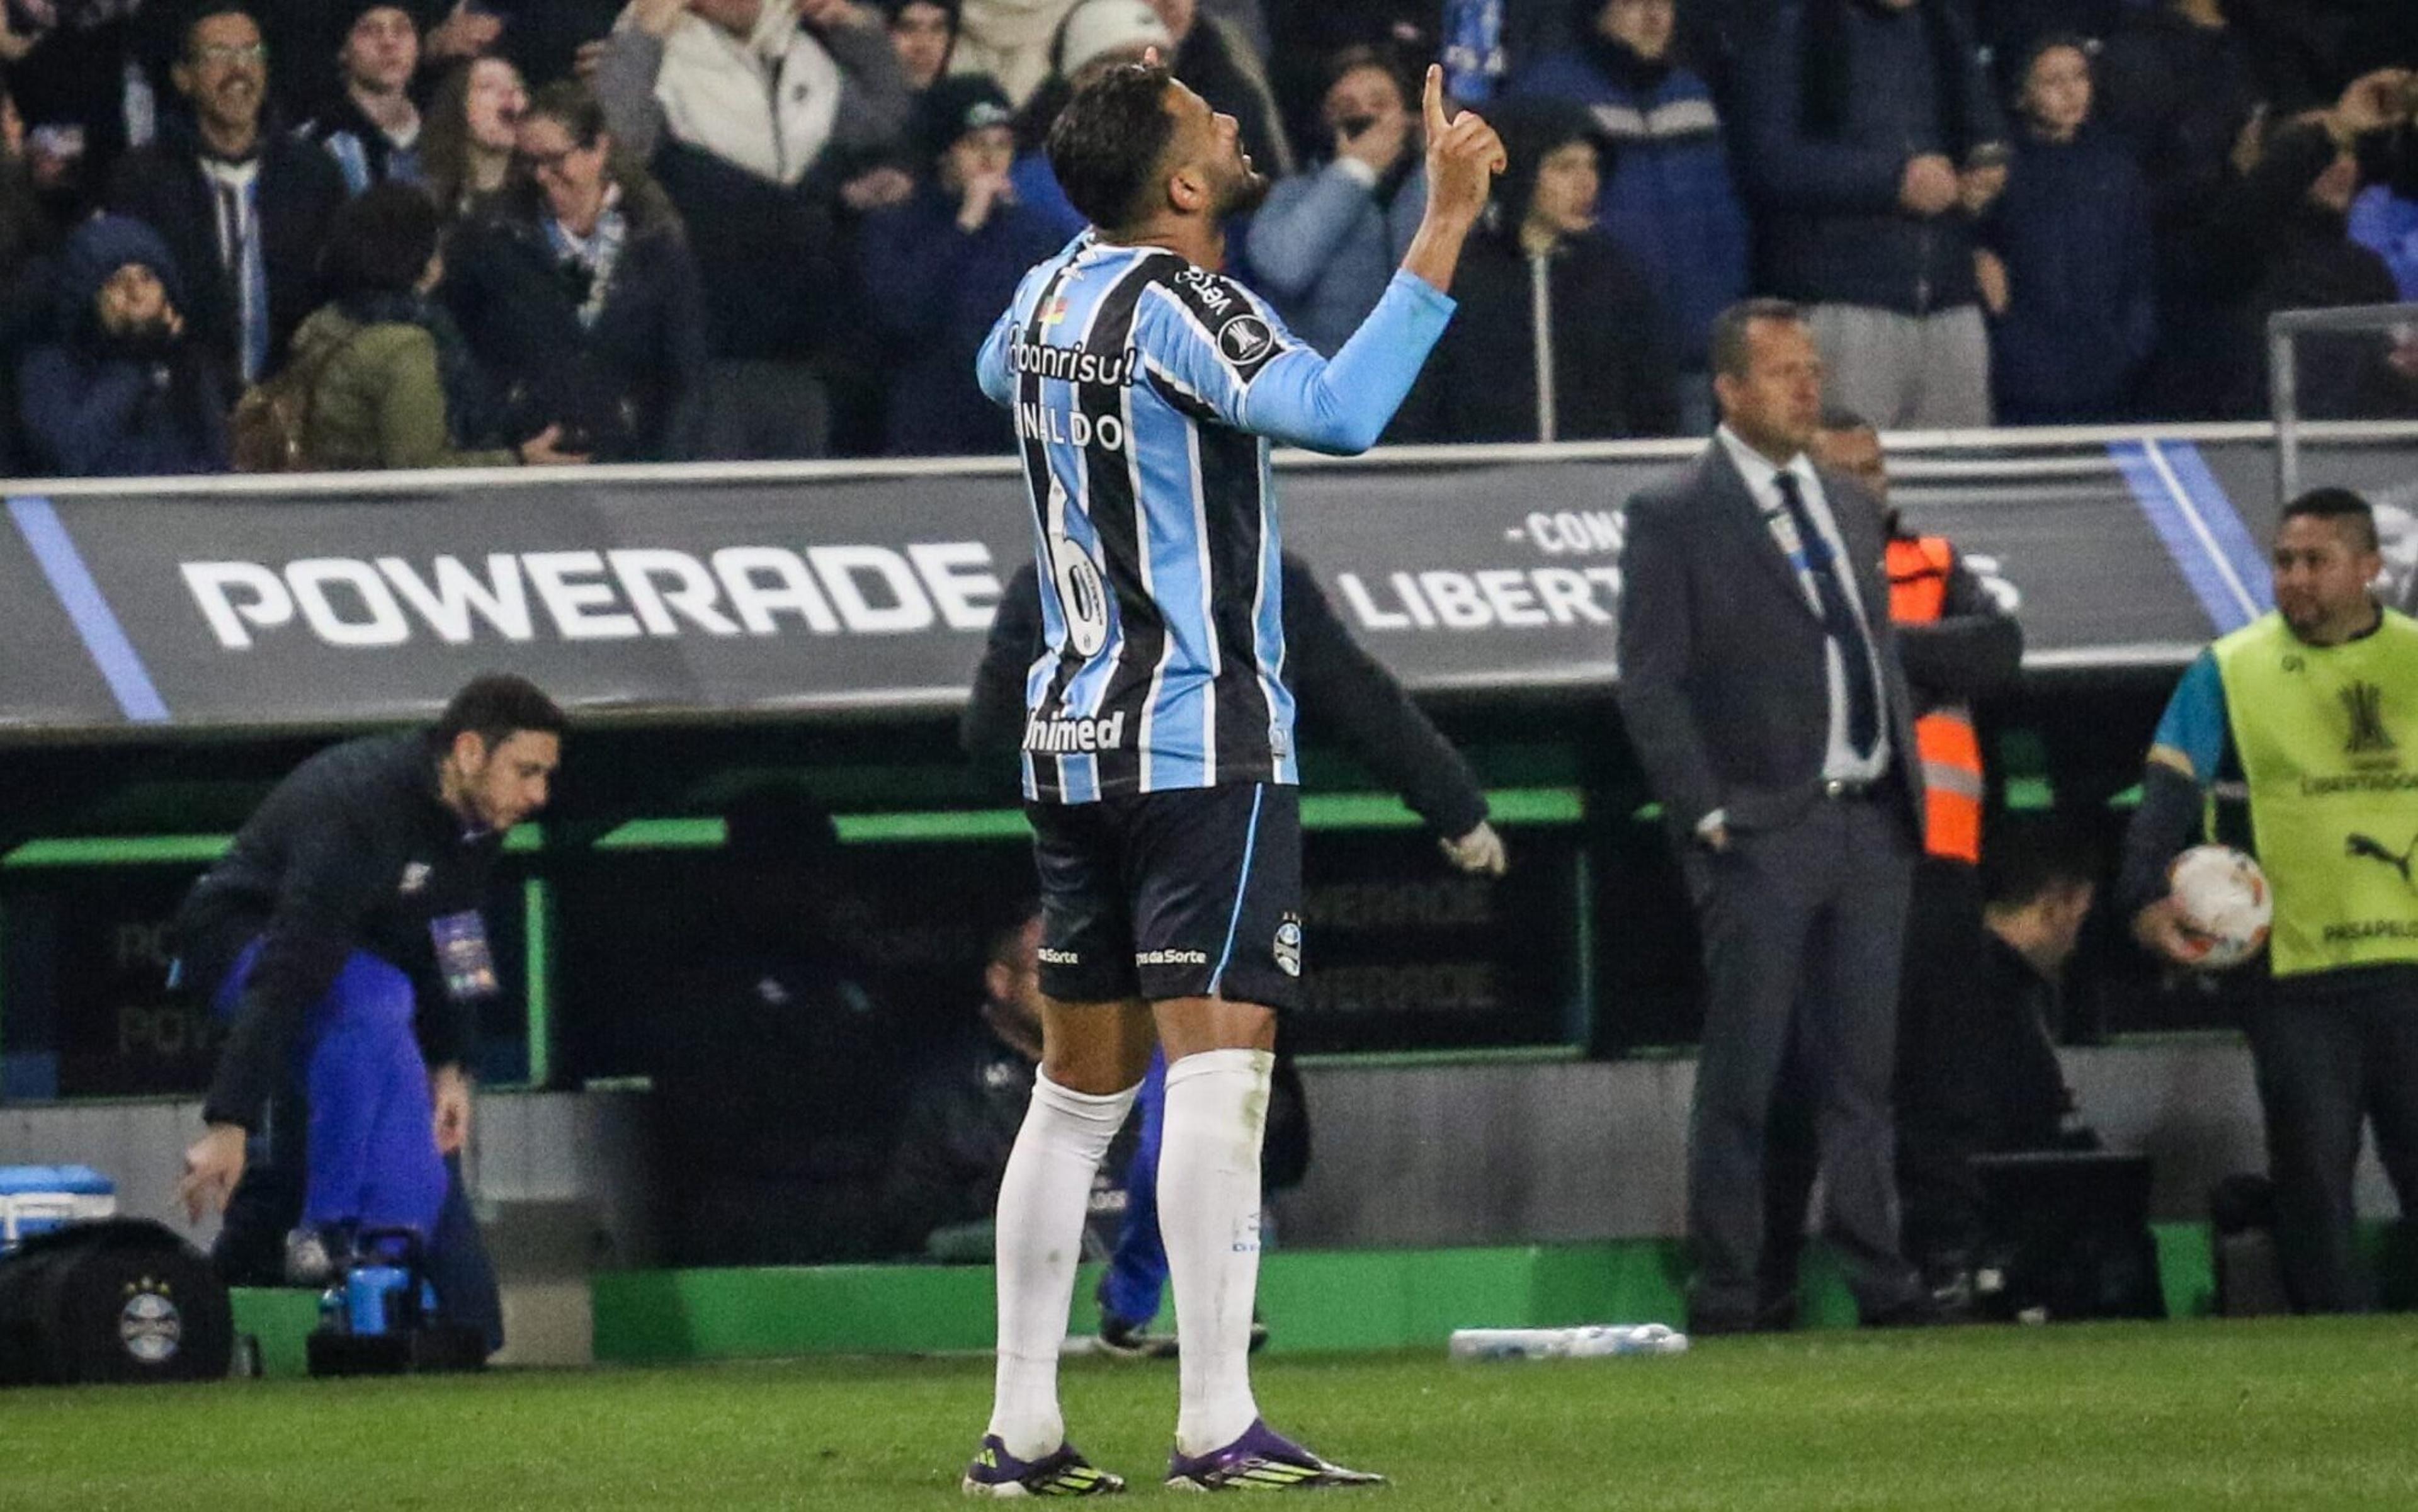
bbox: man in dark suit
[1615,297,1933,1334]
[106,3,346,396]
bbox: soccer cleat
[1164,1419,1386,1492]
[962,1436,1127,1497]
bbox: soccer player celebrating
[962,55,1503,1496]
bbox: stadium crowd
[0,0,2411,479]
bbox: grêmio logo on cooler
[179,543,1004,649]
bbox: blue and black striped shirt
[977,234,1454,803]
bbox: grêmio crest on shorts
[992,238,1305,805]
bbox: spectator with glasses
[106,3,345,394]
[441,81,706,462]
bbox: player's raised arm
[1178,68,1502,455]
[1400,64,1509,295]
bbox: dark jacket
[1616,443,1924,840]
[859,181,1064,456]
[300,90,426,196]
[2096,8,2268,230]
[878,1020,1045,1257]
[174,730,504,1130]
[18,214,229,477]
[1985,127,2157,424]
[103,120,348,392]
[2142,119,2405,421]
[1732,0,2005,314]
[652,933,904,1265]
[967,555,1490,842]
[1509,36,1751,370]
[1393,223,1678,443]
[440,179,708,460]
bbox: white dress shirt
[1715,424,1892,787]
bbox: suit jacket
[1615,439,1924,839]
[105,128,347,395]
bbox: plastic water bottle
[1448,1324,1689,1360]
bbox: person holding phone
[1241,44,1425,358]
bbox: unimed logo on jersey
[178,542,1004,650]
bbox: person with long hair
[417,55,528,224]
[293,182,585,470]
[440,81,707,462]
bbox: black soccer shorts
[1026,782,1303,1011]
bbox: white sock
[987,1070,1138,1459]
[1161,1047,1274,1455]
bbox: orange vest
[1887,536,1984,865]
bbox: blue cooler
[0,1166,116,1249]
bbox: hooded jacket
[1392,96,1679,443]
[1510,30,1749,370]
[18,214,229,477]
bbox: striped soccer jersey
[977,236,1459,805]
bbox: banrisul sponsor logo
[179,543,1004,649]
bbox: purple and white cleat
[1164,1419,1387,1492]
[962,1435,1127,1498]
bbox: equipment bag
[0,1219,234,1385]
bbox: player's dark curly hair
[1047,59,1178,233]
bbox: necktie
[1773,470,1880,758]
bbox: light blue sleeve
[1132,268,1455,456]
[2147,651,2226,785]
[976,301,1019,409]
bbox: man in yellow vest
[1757,410,2023,1314]
[2122,487,2418,1312]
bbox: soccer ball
[2167,844,2272,970]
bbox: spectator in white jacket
[594,0,910,458]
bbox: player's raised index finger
[1423,64,1450,137]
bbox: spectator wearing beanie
[20,213,228,476]
[441,82,707,462]
[295,183,588,470]
[860,74,1059,455]
[1003,0,1171,241]
[300,3,428,195]
[1980,36,2154,424]
[593,0,910,459]
[1511,0,1746,432]
[887,0,961,92]
[1734,0,2007,430]
[106,3,346,393]
[1244,45,1428,357]
[1393,94,1677,443]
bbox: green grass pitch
[11,1318,2418,1509]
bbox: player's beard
[1212,158,1270,220]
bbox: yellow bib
[2215,610,2418,977]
